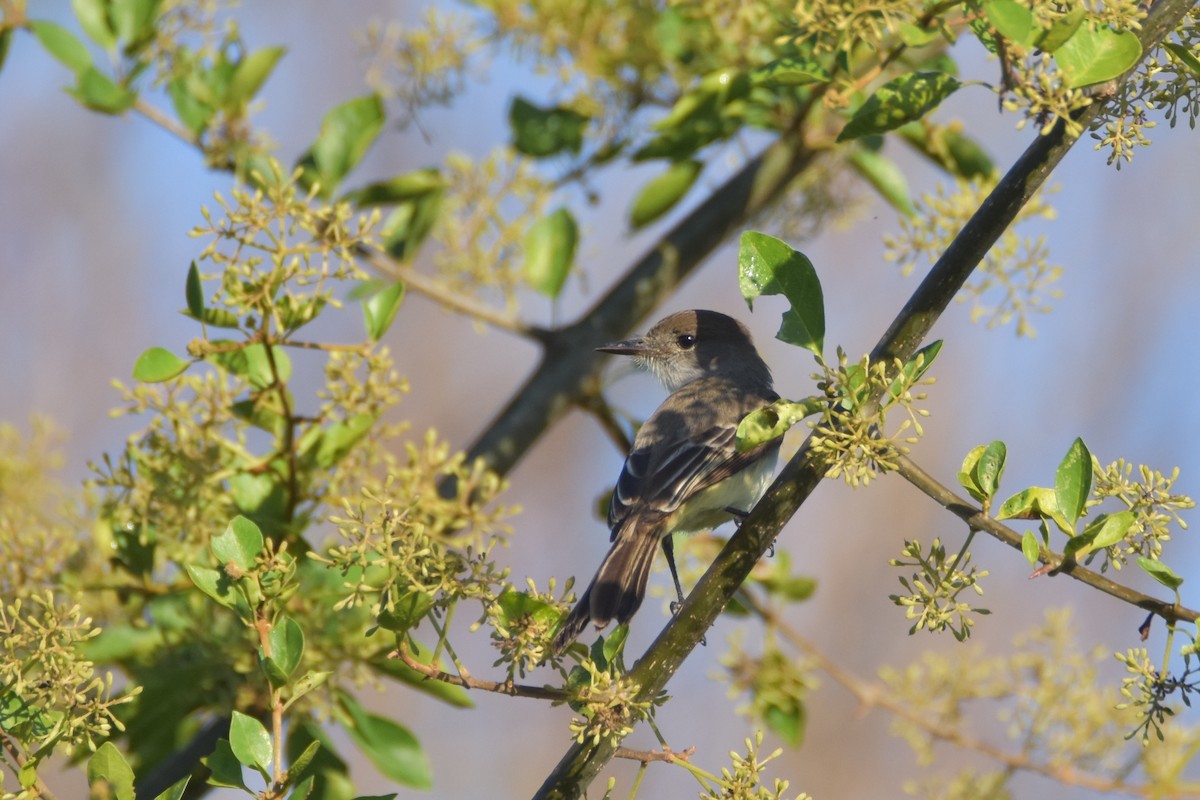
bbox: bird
[551,309,781,654]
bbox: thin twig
[614,745,695,765]
[356,245,546,339]
[891,452,1199,626]
[392,640,567,701]
[135,99,199,148]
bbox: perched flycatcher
[552,309,781,654]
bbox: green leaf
[523,207,578,298]
[229,472,287,522]
[314,413,375,469]
[0,28,13,73]
[973,440,1007,501]
[71,66,137,114]
[362,281,406,341]
[1055,26,1142,88]
[31,21,93,72]
[168,75,215,135]
[211,515,264,572]
[111,0,162,51]
[983,0,1036,47]
[212,343,291,388]
[381,190,444,261]
[750,57,830,86]
[377,590,436,633]
[1165,43,1200,78]
[342,168,445,207]
[229,711,273,776]
[184,563,243,612]
[1137,557,1184,590]
[848,147,915,217]
[87,742,135,800]
[996,486,1073,534]
[132,347,190,382]
[958,444,988,503]
[262,616,304,685]
[339,692,433,788]
[837,71,962,142]
[601,624,629,664]
[72,0,116,50]
[1084,510,1137,550]
[284,670,332,711]
[1021,529,1040,566]
[764,701,805,747]
[495,590,559,629]
[185,261,204,318]
[898,22,942,47]
[287,739,322,786]
[298,95,385,197]
[629,159,703,229]
[151,776,190,800]
[203,739,247,790]
[735,397,823,451]
[1035,8,1086,52]
[509,96,588,157]
[1054,437,1091,527]
[226,46,286,111]
[738,231,825,357]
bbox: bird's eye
[676,334,696,349]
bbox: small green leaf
[837,72,962,142]
[284,670,333,711]
[262,616,304,683]
[362,281,406,341]
[1055,26,1142,88]
[958,445,988,503]
[168,76,215,135]
[185,261,204,318]
[898,23,941,47]
[523,207,578,298]
[1137,557,1184,590]
[996,486,1073,534]
[229,711,273,776]
[509,96,588,157]
[151,776,190,800]
[71,66,137,114]
[983,0,1036,46]
[314,413,375,469]
[212,343,291,388]
[1035,8,1086,52]
[226,46,286,111]
[111,0,162,51]
[629,159,703,229]
[342,168,445,207]
[735,397,823,451]
[1084,510,1137,551]
[1054,437,1092,527]
[0,28,13,73]
[750,57,830,86]
[202,740,246,790]
[184,563,242,612]
[1165,42,1200,78]
[764,701,805,747]
[377,590,436,633]
[298,95,385,197]
[286,739,322,786]
[495,590,559,629]
[381,190,444,261]
[72,0,116,50]
[339,692,433,788]
[601,624,629,665]
[847,147,915,217]
[973,440,1007,501]
[31,20,93,72]
[211,515,264,572]
[738,231,825,357]
[133,347,190,382]
[87,742,135,800]
[1021,529,1040,566]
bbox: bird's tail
[551,526,661,655]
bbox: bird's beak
[596,336,650,356]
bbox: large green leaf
[629,159,702,228]
[1055,25,1142,87]
[30,21,93,72]
[838,72,962,142]
[738,231,825,357]
[87,743,135,800]
[509,96,588,157]
[132,347,190,383]
[1054,437,1092,527]
[339,692,433,788]
[298,95,386,197]
[226,46,286,111]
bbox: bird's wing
[607,418,777,535]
